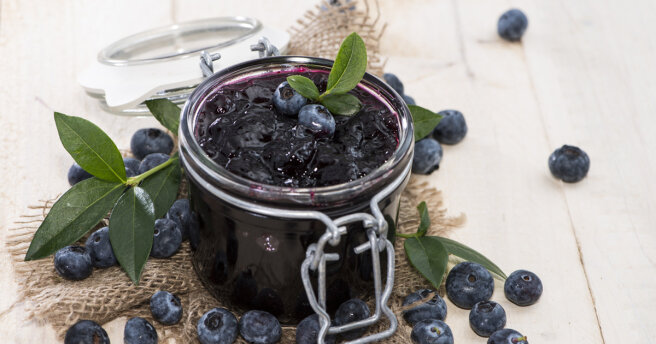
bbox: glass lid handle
[199,37,279,79]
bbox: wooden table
[1,0,653,342]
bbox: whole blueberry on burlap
[138,153,170,175]
[295,314,337,344]
[54,245,93,281]
[334,298,371,341]
[124,157,141,178]
[402,288,448,325]
[432,110,467,145]
[197,308,238,344]
[412,138,443,174]
[446,261,494,309]
[488,328,528,344]
[150,290,183,325]
[238,310,281,344]
[150,218,182,258]
[504,270,543,306]
[85,226,117,268]
[130,128,174,160]
[166,198,192,240]
[548,145,590,183]
[411,319,454,344]
[498,9,528,42]
[124,317,158,344]
[469,300,506,337]
[65,320,109,344]
[67,163,93,186]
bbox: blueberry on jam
[195,71,399,187]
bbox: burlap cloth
[5,1,465,342]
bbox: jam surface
[195,70,399,187]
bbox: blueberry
[403,95,416,106]
[130,128,174,160]
[166,199,191,240]
[124,157,141,178]
[412,138,443,174]
[383,73,404,95]
[504,270,543,306]
[411,319,454,344]
[548,145,590,183]
[469,301,506,337]
[64,320,110,344]
[138,153,170,175]
[487,329,528,344]
[445,262,494,309]
[273,81,308,116]
[238,310,281,344]
[402,289,447,325]
[432,110,467,145]
[498,9,528,42]
[295,314,336,344]
[150,218,182,258]
[124,317,158,344]
[298,104,336,138]
[150,290,182,325]
[197,308,238,344]
[67,163,93,186]
[85,226,117,268]
[54,245,93,281]
[321,0,355,11]
[334,298,370,341]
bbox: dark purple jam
[194,70,399,187]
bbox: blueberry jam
[194,70,399,188]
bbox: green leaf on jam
[139,158,181,218]
[433,237,508,280]
[416,201,430,237]
[409,105,443,142]
[404,236,449,289]
[109,186,155,285]
[324,32,368,97]
[145,99,181,134]
[286,75,320,100]
[25,178,126,260]
[320,93,362,116]
[54,112,126,183]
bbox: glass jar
[179,56,414,324]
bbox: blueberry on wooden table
[197,308,238,344]
[67,163,93,186]
[124,317,158,344]
[488,328,528,344]
[412,138,443,175]
[130,128,174,160]
[150,290,182,325]
[402,289,448,325]
[383,73,405,95]
[333,298,371,341]
[445,262,494,309]
[469,300,507,337]
[85,226,117,268]
[138,153,170,175]
[54,245,93,281]
[504,270,543,306]
[432,110,467,145]
[238,310,281,344]
[150,218,182,258]
[295,314,336,344]
[166,199,191,240]
[124,157,141,178]
[298,104,336,138]
[273,81,308,116]
[64,320,110,344]
[548,145,590,183]
[498,9,529,42]
[411,319,454,344]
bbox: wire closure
[250,37,280,57]
[199,51,222,78]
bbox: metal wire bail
[250,37,280,57]
[199,51,222,78]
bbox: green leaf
[325,32,368,96]
[109,187,155,285]
[139,160,181,218]
[145,99,181,134]
[433,236,507,279]
[25,178,126,260]
[416,201,430,237]
[404,236,449,289]
[321,93,362,116]
[286,75,320,100]
[409,105,443,142]
[54,112,126,183]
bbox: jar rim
[179,56,414,206]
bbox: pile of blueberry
[403,262,542,344]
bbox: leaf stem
[126,157,179,186]
[397,232,419,239]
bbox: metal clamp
[250,37,280,57]
[200,37,279,78]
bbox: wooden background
[1,0,654,342]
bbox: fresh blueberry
[85,226,117,268]
[432,110,467,145]
[548,145,590,183]
[488,329,528,344]
[504,270,543,306]
[383,73,404,95]
[64,320,110,344]
[298,104,336,138]
[238,310,281,344]
[403,95,416,106]
[150,218,182,258]
[412,138,443,174]
[273,81,308,116]
[166,199,191,240]
[197,308,238,344]
[498,9,528,42]
[411,319,454,344]
[124,317,158,344]
[469,301,506,337]
[54,245,93,281]
[334,298,371,341]
[295,314,336,344]
[402,289,448,325]
[445,262,494,309]
[321,0,355,11]
[67,163,93,186]
[124,157,141,178]
[130,128,174,160]
[138,153,170,175]
[150,290,182,325]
